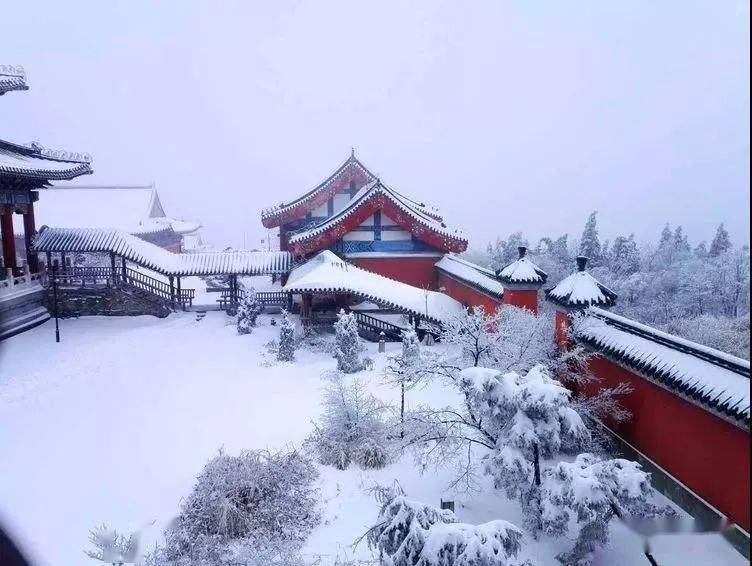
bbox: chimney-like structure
[497,246,548,313]
[545,255,617,348]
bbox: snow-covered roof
[283,250,463,322]
[33,227,291,277]
[287,179,467,254]
[545,257,616,309]
[434,254,504,298]
[578,307,750,427]
[0,139,93,182]
[0,65,28,95]
[32,186,201,236]
[497,247,547,286]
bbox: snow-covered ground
[0,313,744,565]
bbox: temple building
[262,151,468,289]
[22,184,204,255]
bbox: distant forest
[472,213,750,360]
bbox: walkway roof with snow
[31,185,201,235]
[283,250,464,322]
[0,65,28,95]
[0,140,93,185]
[287,179,467,255]
[497,247,547,286]
[33,227,291,277]
[578,307,750,427]
[434,254,504,298]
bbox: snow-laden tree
[277,310,296,362]
[542,453,666,565]
[385,329,427,437]
[236,289,263,335]
[333,310,364,373]
[85,524,139,564]
[579,212,601,265]
[487,232,530,270]
[461,365,589,534]
[367,485,525,566]
[709,223,732,257]
[160,449,319,565]
[308,377,394,469]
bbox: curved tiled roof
[284,250,463,323]
[578,307,750,427]
[0,139,93,181]
[545,257,616,309]
[498,247,548,285]
[0,65,28,95]
[288,179,467,252]
[33,227,291,277]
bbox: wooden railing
[353,311,405,341]
[49,266,194,309]
[218,288,290,309]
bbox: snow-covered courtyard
[0,313,744,565]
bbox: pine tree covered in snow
[541,453,666,565]
[367,486,525,566]
[334,310,364,373]
[236,289,263,335]
[308,377,393,469]
[385,329,426,436]
[277,310,296,362]
[579,212,601,265]
[160,449,319,565]
[709,223,732,257]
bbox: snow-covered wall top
[578,307,750,427]
[434,254,504,298]
[33,227,291,277]
[284,250,463,322]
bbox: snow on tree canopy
[497,247,548,286]
[577,307,751,425]
[434,254,505,297]
[283,250,463,322]
[545,257,617,309]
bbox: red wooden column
[22,202,38,272]
[1,209,18,272]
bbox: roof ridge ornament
[28,141,93,163]
[0,64,25,77]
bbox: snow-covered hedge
[334,310,365,373]
[367,486,525,566]
[157,449,320,565]
[237,289,263,335]
[307,378,394,470]
[277,310,296,362]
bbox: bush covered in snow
[308,378,394,470]
[158,449,320,565]
[334,310,364,373]
[542,453,666,565]
[367,486,525,566]
[85,524,138,564]
[277,310,296,362]
[237,289,263,335]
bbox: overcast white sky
[2,1,749,251]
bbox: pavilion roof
[283,250,463,323]
[0,139,93,183]
[287,179,467,255]
[545,257,616,309]
[33,226,291,277]
[0,65,28,95]
[32,185,201,235]
[577,307,750,427]
[497,247,548,286]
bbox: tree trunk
[400,381,405,439]
[533,443,541,486]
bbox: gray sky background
[2,1,749,252]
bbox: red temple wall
[584,356,750,531]
[502,289,539,313]
[436,271,502,312]
[351,256,439,289]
